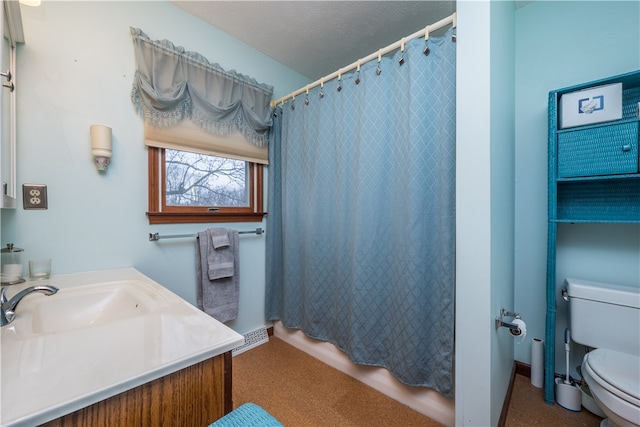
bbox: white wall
[514,0,640,376]
[1,0,310,335]
[456,1,516,425]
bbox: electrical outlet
[22,184,48,210]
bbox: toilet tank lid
[565,278,640,309]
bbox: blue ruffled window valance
[130,27,274,148]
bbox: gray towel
[196,229,240,323]
[207,228,234,280]
[210,228,230,249]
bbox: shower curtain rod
[270,12,456,108]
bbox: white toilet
[565,278,640,427]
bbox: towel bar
[149,228,264,241]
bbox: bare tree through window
[165,149,248,207]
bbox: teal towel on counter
[196,228,240,323]
[210,403,283,427]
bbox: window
[147,147,264,224]
[131,29,272,226]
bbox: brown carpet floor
[232,337,442,426]
[232,336,604,427]
[506,374,602,427]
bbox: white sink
[29,281,158,334]
[1,268,244,427]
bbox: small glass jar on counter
[1,243,26,285]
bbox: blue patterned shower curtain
[266,29,456,397]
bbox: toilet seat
[583,349,640,427]
[584,349,640,405]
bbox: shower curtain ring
[354,60,361,85]
[291,95,295,110]
[399,38,405,66]
[452,13,457,42]
[423,26,431,56]
[319,80,324,98]
[337,69,342,92]
[376,50,382,75]
[304,86,310,105]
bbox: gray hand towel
[207,228,235,280]
[210,228,230,249]
[196,229,240,323]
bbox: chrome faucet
[1,285,59,326]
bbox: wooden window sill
[146,212,266,225]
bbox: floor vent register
[232,326,269,356]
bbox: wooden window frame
[146,147,265,224]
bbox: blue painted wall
[0,0,310,335]
[514,0,640,375]
[489,1,516,424]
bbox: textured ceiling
[172,1,456,80]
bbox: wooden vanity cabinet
[40,352,232,427]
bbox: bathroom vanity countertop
[0,267,244,427]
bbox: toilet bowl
[564,278,640,427]
[581,349,640,427]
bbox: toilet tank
[565,278,640,356]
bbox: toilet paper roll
[531,338,544,388]
[509,319,527,343]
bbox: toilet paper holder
[495,308,522,334]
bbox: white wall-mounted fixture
[1,0,25,209]
[90,125,112,171]
[19,0,41,7]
